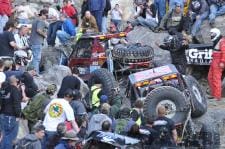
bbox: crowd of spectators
[0,0,225,148]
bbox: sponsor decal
[186,49,213,65]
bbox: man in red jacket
[0,0,12,33]
[62,0,78,27]
[208,28,225,100]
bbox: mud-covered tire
[184,75,207,118]
[112,44,154,63]
[143,86,190,124]
[89,68,118,103]
[200,123,220,149]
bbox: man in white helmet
[208,28,225,100]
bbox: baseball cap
[100,95,108,103]
[61,130,79,141]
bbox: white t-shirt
[111,9,122,20]
[0,72,6,84]
[43,98,75,132]
[14,34,29,49]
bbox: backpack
[115,118,130,135]
[14,138,36,149]
[22,93,47,122]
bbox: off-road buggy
[125,64,220,148]
[83,131,142,149]
[68,32,154,80]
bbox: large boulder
[126,26,172,66]
[199,16,225,43]
[34,65,71,90]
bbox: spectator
[22,84,57,131]
[70,89,87,127]
[136,3,158,31]
[159,2,185,34]
[102,120,112,132]
[153,106,178,147]
[189,0,209,38]
[124,21,134,33]
[140,117,159,146]
[62,0,79,27]
[90,84,105,112]
[0,20,19,57]
[14,25,30,50]
[0,0,12,33]
[47,122,67,149]
[127,123,142,139]
[88,0,106,32]
[55,130,80,149]
[208,0,225,26]
[81,0,89,19]
[0,75,22,149]
[87,104,112,134]
[81,11,99,33]
[102,0,111,33]
[56,13,76,45]
[154,0,166,22]
[15,123,45,149]
[57,70,81,98]
[14,2,34,24]
[183,0,191,16]
[111,4,123,31]
[130,100,144,126]
[44,3,62,47]
[30,9,48,74]
[43,89,79,147]
[20,65,39,98]
[114,107,136,135]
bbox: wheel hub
[156,100,176,119]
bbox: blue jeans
[0,115,19,149]
[137,17,158,30]
[42,131,57,149]
[111,19,122,31]
[31,45,42,74]
[56,30,71,45]
[47,21,63,46]
[209,4,225,23]
[102,16,107,33]
[0,15,8,33]
[191,11,209,36]
[91,10,103,32]
[154,0,166,22]
[17,18,30,24]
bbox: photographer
[0,75,23,149]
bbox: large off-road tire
[184,75,207,118]
[89,68,118,104]
[200,123,220,149]
[112,44,154,63]
[143,86,190,124]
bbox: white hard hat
[210,28,221,41]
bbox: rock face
[127,26,172,65]
[34,65,71,90]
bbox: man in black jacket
[0,75,22,149]
[156,33,189,74]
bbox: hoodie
[23,134,42,149]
